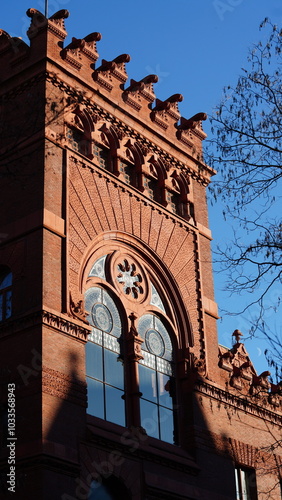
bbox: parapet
[0,8,213,176]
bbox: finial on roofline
[232,329,243,344]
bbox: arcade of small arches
[65,107,194,220]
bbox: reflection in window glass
[105,385,125,427]
[140,399,159,440]
[159,406,174,443]
[87,378,104,420]
[139,365,157,403]
[104,350,124,389]
[138,314,175,444]
[86,343,103,380]
[235,467,257,500]
[85,287,125,426]
[0,295,3,322]
[158,372,173,409]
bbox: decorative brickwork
[0,8,281,500]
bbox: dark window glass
[93,144,111,171]
[66,127,89,156]
[167,191,180,215]
[0,269,12,321]
[0,272,12,290]
[119,160,137,186]
[89,478,130,500]
[235,467,258,500]
[0,295,3,322]
[144,177,162,203]
[89,482,114,500]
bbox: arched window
[85,287,125,426]
[138,314,175,444]
[0,267,12,321]
[118,148,138,187]
[66,112,91,158]
[84,252,179,445]
[143,162,163,204]
[93,143,111,172]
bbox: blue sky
[1,0,281,376]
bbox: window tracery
[84,252,177,444]
[85,287,125,426]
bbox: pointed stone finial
[26,8,69,41]
[124,75,158,108]
[177,112,207,130]
[232,329,243,344]
[129,312,137,334]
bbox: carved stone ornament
[218,336,282,407]
[125,313,144,361]
[69,294,88,324]
[190,353,206,377]
[26,9,69,41]
[109,252,148,303]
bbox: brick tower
[0,9,281,500]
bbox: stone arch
[79,231,194,351]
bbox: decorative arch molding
[77,230,194,350]
[93,121,120,154]
[66,105,94,134]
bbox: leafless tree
[206,20,282,346]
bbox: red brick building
[0,8,281,500]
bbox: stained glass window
[150,283,166,313]
[85,287,125,426]
[88,255,107,280]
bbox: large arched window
[84,252,179,445]
[85,287,125,426]
[0,267,12,321]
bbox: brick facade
[0,8,281,500]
